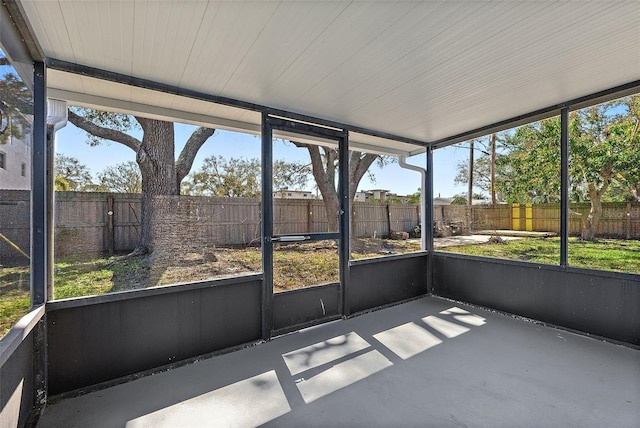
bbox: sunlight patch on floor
[282,331,370,376]
[373,322,442,360]
[423,315,471,338]
[440,307,487,326]
[295,350,392,404]
[125,370,290,428]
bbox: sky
[55,121,470,198]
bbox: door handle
[271,235,311,242]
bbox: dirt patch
[105,240,422,292]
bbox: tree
[54,154,94,191]
[68,109,215,254]
[454,135,500,203]
[455,156,492,198]
[97,161,142,193]
[183,156,260,197]
[483,96,640,240]
[273,159,313,192]
[611,96,640,202]
[182,156,311,197]
[0,58,33,145]
[567,99,640,240]
[291,142,384,232]
[54,176,70,191]
[407,189,421,204]
[497,119,562,204]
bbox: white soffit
[22,0,640,147]
[47,69,418,156]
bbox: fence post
[386,204,391,236]
[626,202,631,240]
[106,195,114,255]
[307,199,313,233]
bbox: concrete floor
[38,297,639,428]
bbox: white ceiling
[18,0,640,153]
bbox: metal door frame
[261,113,349,339]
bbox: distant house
[434,196,492,206]
[355,189,412,204]
[0,119,32,191]
[355,189,390,202]
[273,189,317,199]
[434,197,455,206]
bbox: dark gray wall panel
[433,253,640,346]
[273,283,340,332]
[0,328,35,428]
[47,277,262,395]
[349,253,428,314]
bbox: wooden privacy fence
[436,202,640,238]
[2,191,639,264]
[0,191,422,263]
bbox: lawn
[3,237,637,338]
[444,237,640,274]
[0,239,421,337]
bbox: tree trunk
[295,143,378,235]
[581,184,603,241]
[136,119,177,254]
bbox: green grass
[0,266,30,337]
[1,256,147,337]
[444,237,640,274]
[3,237,637,337]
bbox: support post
[425,147,434,293]
[46,127,54,301]
[560,107,569,267]
[339,132,350,317]
[425,147,434,253]
[31,61,47,306]
[261,113,273,339]
[31,60,49,423]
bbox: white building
[273,189,317,199]
[0,118,31,190]
[355,189,412,203]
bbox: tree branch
[176,127,215,184]
[68,110,141,152]
[350,151,379,199]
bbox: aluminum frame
[262,114,350,334]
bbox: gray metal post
[560,107,569,267]
[339,132,350,317]
[426,146,434,293]
[31,61,47,306]
[425,147,434,254]
[261,112,274,339]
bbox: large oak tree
[292,142,383,232]
[68,109,215,254]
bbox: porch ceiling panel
[19,0,640,149]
